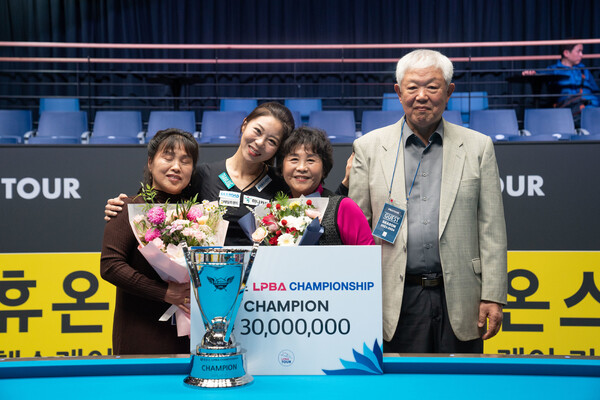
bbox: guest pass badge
[372,202,405,244]
[219,190,241,207]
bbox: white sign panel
[190,245,382,375]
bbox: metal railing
[1,39,599,128]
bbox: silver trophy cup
[182,244,258,388]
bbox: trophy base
[184,374,253,388]
[184,352,253,388]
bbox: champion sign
[1,178,81,200]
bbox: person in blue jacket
[524,43,599,123]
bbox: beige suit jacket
[350,117,507,341]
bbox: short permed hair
[279,126,333,182]
[395,49,454,87]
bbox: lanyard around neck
[388,119,432,204]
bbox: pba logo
[278,350,295,367]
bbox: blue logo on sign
[278,349,295,366]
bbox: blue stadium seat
[361,110,404,135]
[382,92,402,111]
[469,109,521,141]
[0,137,22,144]
[89,136,141,144]
[291,111,302,128]
[523,109,576,136]
[447,91,488,124]
[580,107,600,135]
[200,111,246,144]
[26,136,81,144]
[285,99,322,122]
[570,133,600,141]
[442,110,463,125]
[27,111,88,144]
[0,110,33,144]
[308,111,357,143]
[220,99,258,114]
[39,98,80,113]
[508,134,573,142]
[90,111,144,144]
[146,111,197,141]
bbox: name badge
[243,195,269,207]
[218,172,235,189]
[254,174,272,192]
[372,202,405,244]
[219,190,241,207]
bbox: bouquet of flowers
[247,192,329,246]
[128,184,228,336]
[131,186,227,256]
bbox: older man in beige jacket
[350,49,507,353]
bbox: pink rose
[193,230,207,242]
[147,206,166,225]
[305,209,321,220]
[252,227,268,243]
[262,214,279,233]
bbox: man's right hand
[104,193,128,221]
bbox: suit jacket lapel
[379,119,408,244]
[379,119,406,202]
[439,121,466,237]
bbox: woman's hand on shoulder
[104,193,128,221]
[341,152,355,188]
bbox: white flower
[166,209,178,220]
[151,237,164,250]
[277,233,296,246]
[133,214,146,224]
[283,215,309,231]
[166,243,185,260]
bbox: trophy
[182,243,259,388]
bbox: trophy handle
[224,241,260,343]
[183,245,212,329]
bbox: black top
[193,159,288,246]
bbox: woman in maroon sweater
[100,128,198,355]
